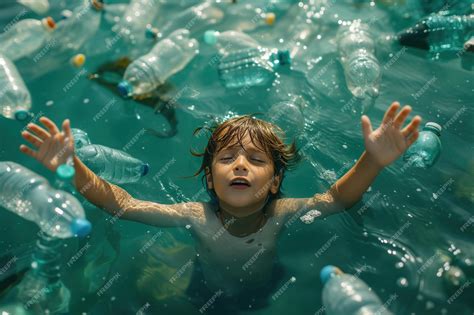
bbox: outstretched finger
[26,123,50,140]
[401,115,422,137]
[361,115,373,140]
[406,131,419,147]
[39,116,59,136]
[62,119,72,139]
[393,105,412,129]
[382,102,400,125]
[21,130,43,148]
[19,144,37,158]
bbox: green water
[0,1,473,314]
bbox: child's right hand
[19,117,75,172]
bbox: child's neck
[217,205,268,238]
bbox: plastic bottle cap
[71,218,92,237]
[70,54,86,68]
[61,9,73,20]
[265,13,276,25]
[277,50,291,66]
[145,26,159,39]
[141,163,150,176]
[91,0,104,11]
[320,265,343,284]
[14,109,30,121]
[424,122,442,136]
[117,81,132,98]
[203,30,219,45]
[42,17,56,30]
[57,164,75,180]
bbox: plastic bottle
[75,144,150,184]
[51,0,104,52]
[114,0,160,44]
[321,265,393,315]
[118,29,198,97]
[153,2,224,39]
[217,2,276,32]
[403,122,442,168]
[337,20,381,103]
[71,128,92,148]
[204,30,290,89]
[267,95,306,141]
[0,17,56,61]
[398,14,474,54]
[17,0,50,14]
[0,54,32,121]
[54,164,77,196]
[0,162,91,239]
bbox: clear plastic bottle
[0,54,32,121]
[118,29,198,97]
[267,95,306,141]
[114,0,160,44]
[398,14,474,53]
[0,17,56,61]
[403,122,442,168]
[155,2,224,39]
[71,127,92,148]
[0,162,91,238]
[321,265,393,315]
[51,0,104,52]
[75,144,150,184]
[17,0,50,14]
[205,30,290,88]
[337,20,381,101]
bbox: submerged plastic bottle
[0,17,56,61]
[0,54,32,121]
[403,122,442,168]
[71,128,92,148]
[204,30,290,89]
[114,0,160,44]
[321,265,393,315]
[267,95,306,141]
[0,162,91,238]
[398,14,474,54]
[17,0,50,14]
[337,20,381,102]
[52,0,104,52]
[118,29,198,97]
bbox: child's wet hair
[189,114,302,203]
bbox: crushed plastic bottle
[403,122,442,168]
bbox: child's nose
[233,155,249,171]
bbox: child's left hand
[362,101,422,168]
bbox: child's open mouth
[230,178,251,190]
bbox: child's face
[206,133,281,217]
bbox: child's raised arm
[273,101,421,222]
[20,117,203,228]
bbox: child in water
[19,101,421,312]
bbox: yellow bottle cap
[71,54,86,67]
[265,13,276,25]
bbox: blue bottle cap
[424,122,442,136]
[60,9,73,20]
[320,265,343,284]
[56,164,75,180]
[117,81,132,98]
[14,109,30,121]
[71,218,92,237]
[145,26,159,39]
[277,50,291,66]
[141,163,150,176]
[203,30,219,45]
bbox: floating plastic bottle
[403,122,442,168]
[336,20,381,102]
[321,265,393,315]
[71,128,92,148]
[17,0,50,14]
[153,2,224,39]
[0,17,56,61]
[205,30,290,89]
[118,29,198,97]
[54,164,77,196]
[114,0,160,44]
[217,2,276,32]
[267,95,306,141]
[398,14,474,54]
[0,162,91,238]
[75,144,150,184]
[52,0,104,52]
[0,54,32,121]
